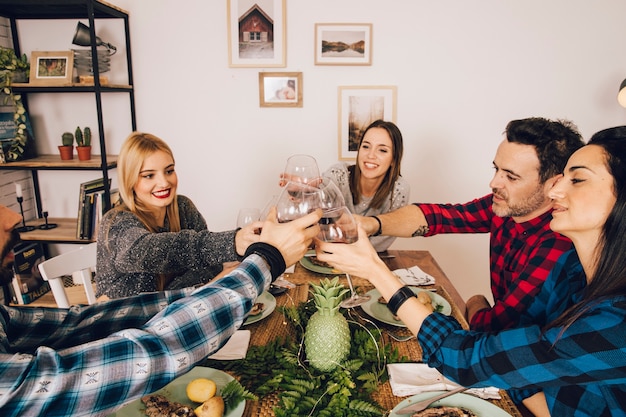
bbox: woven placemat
[238,267,521,417]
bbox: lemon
[186,378,217,403]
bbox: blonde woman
[96,132,261,299]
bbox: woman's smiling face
[549,145,616,242]
[134,150,178,216]
[357,127,394,181]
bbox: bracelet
[371,216,383,236]
[244,242,286,281]
[387,286,417,316]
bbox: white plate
[243,291,276,325]
[391,391,512,417]
[107,366,245,417]
[360,287,451,327]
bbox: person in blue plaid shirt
[317,126,626,416]
[0,205,321,416]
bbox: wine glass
[317,206,370,308]
[275,181,321,223]
[281,154,321,186]
[317,178,345,211]
[237,208,261,228]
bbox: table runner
[236,260,522,417]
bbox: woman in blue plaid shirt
[318,126,626,416]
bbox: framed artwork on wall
[314,23,372,66]
[259,72,302,107]
[227,0,287,68]
[338,85,397,160]
[29,51,74,85]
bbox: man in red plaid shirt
[360,118,584,332]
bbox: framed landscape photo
[338,85,397,160]
[259,72,302,107]
[227,0,286,68]
[29,51,74,85]
[315,23,372,66]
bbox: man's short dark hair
[505,117,584,183]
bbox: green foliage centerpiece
[206,277,408,417]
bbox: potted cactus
[58,131,74,160]
[75,126,92,161]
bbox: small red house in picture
[238,4,274,59]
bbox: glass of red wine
[317,206,370,308]
[275,181,321,223]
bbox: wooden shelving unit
[0,0,136,244]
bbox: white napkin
[207,330,251,360]
[393,266,435,286]
[388,363,501,399]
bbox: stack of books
[76,178,117,240]
[10,242,49,305]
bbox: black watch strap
[387,286,417,316]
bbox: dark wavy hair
[349,120,404,210]
[548,126,626,335]
[505,117,584,183]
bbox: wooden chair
[37,243,97,308]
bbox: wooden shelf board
[18,217,95,243]
[0,154,117,170]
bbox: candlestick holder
[38,211,58,230]
[15,196,35,232]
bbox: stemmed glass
[237,208,261,228]
[317,206,370,308]
[275,181,321,223]
[281,154,321,186]
[316,178,345,211]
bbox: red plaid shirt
[417,194,573,332]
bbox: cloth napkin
[388,363,501,399]
[207,330,251,360]
[393,266,436,286]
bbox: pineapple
[304,277,351,372]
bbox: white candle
[15,183,22,198]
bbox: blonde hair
[117,132,181,233]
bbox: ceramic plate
[107,366,245,417]
[360,287,451,327]
[243,291,276,325]
[390,391,512,417]
[299,256,343,275]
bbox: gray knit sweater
[95,195,238,298]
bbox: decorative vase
[58,145,74,160]
[76,146,92,161]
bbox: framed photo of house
[29,51,74,85]
[227,0,286,68]
[338,85,397,160]
[315,23,372,66]
[259,72,302,107]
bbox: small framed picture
[338,85,397,160]
[315,23,372,66]
[29,51,74,85]
[259,72,303,108]
[227,0,287,68]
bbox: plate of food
[243,291,276,325]
[360,287,451,327]
[390,391,512,417]
[107,366,245,417]
[299,254,343,275]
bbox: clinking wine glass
[281,154,321,187]
[318,206,370,308]
[275,181,321,223]
[237,207,261,228]
[317,178,345,211]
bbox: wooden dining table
[237,249,524,417]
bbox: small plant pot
[58,145,74,160]
[76,146,92,161]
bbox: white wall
[13,0,626,303]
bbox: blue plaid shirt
[0,254,271,416]
[419,250,626,416]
